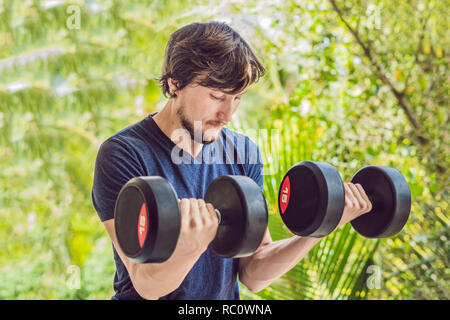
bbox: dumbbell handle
[292,193,378,215]
[215,209,222,224]
[286,192,378,214]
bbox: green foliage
[0,0,448,299]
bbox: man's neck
[153,100,204,159]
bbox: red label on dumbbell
[280,176,291,214]
[137,203,148,248]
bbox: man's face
[173,80,248,144]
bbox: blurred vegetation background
[0,0,448,300]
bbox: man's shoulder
[108,119,148,144]
[99,117,152,155]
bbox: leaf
[66,232,93,267]
[409,182,424,198]
[419,75,427,90]
[145,79,160,105]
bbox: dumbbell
[278,161,411,238]
[114,175,268,263]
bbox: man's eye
[211,95,224,100]
[210,94,242,101]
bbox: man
[91,21,372,300]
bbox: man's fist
[337,183,373,229]
[174,198,219,256]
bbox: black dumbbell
[278,161,411,238]
[114,175,268,263]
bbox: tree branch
[329,0,421,130]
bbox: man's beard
[176,106,220,145]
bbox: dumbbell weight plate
[114,176,181,263]
[278,161,345,238]
[350,166,411,238]
[205,175,268,258]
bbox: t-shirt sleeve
[91,139,144,222]
[245,137,264,190]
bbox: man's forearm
[239,236,322,292]
[131,247,204,299]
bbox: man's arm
[238,230,322,293]
[239,182,372,293]
[103,219,201,299]
[103,198,219,300]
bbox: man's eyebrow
[213,89,248,95]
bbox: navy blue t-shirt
[91,113,264,300]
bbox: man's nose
[217,100,235,123]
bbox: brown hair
[156,21,265,98]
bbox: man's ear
[168,78,180,97]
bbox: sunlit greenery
[0,0,448,300]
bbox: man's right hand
[175,198,219,256]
